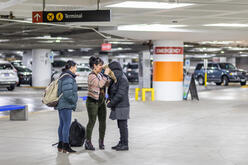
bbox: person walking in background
[85,56,110,150]
[56,60,78,153]
[107,61,130,151]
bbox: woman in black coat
[107,61,130,151]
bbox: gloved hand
[107,102,112,108]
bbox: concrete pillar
[212,57,227,63]
[227,57,236,66]
[153,40,184,101]
[125,59,132,64]
[22,50,32,69]
[118,58,124,67]
[139,50,151,88]
[100,55,109,65]
[32,49,51,87]
[220,57,226,63]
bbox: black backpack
[69,119,85,147]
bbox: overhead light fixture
[204,23,248,27]
[27,36,70,40]
[226,47,248,51]
[106,1,194,9]
[0,39,9,42]
[68,49,75,52]
[118,24,190,32]
[109,41,135,45]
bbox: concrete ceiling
[0,0,248,51]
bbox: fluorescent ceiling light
[204,23,248,27]
[226,47,248,51]
[109,41,135,45]
[199,41,243,45]
[0,39,9,42]
[118,24,190,32]
[188,48,222,52]
[107,1,194,9]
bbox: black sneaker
[116,144,129,151]
[85,140,95,151]
[111,141,122,150]
[62,143,76,153]
[57,141,63,152]
[99,139,105,150]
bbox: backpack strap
[58,73,72,80]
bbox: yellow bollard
[135,88,140,101]
[151,88,155,101]
[142,88,155,102]
[204,72,207,87]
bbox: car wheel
[216,82,222,85]
[7,85,15,91]
[222,76,229,86]
[241,81,246,86]
[198,76,204,85]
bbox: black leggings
[117,120,128,145]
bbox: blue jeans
[58,109,72,143]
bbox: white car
[51,65,91,89]
[76,66,91,88]
[0,61,19,91]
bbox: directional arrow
[34,13,41,22]
[32,11,43,23]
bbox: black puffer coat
[107,61,130,120]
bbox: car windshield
[52,61,67,68]
[12,62,23,66]
[0,64,13,70]
[16,67,31,72]
[219,63,236,70]
[77,67,90,72]
[127,63,138,69]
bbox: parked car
[15,66,32,86]
[0,61,19,91]
[51,65,91,89]
[194,62,247,86]
[10,60,23,67]
[124,63,139,82]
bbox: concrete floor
[1,86,248,165]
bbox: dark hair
[62,60,76,72]
[89,56,104,69]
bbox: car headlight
[230,72,237,76]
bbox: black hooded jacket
[107,61,130,108]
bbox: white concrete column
[118,58,124,67]
[153,40,184,101]
[227,57,236,66]
[125,59,132,64]
[220,57,227,63]
[100,55,109,65]
[32,49,51,87]
[139,50,151,88]
[22,50,32,69]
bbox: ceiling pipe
[43,0,45,11]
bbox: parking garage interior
[1,0,248,165]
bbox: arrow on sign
[34,13,41,21]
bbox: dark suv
[194,63,247,86]
[124,63,139,82]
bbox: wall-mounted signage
[101,43,112,51]
[32,10,111,23]
[155,47,184,55]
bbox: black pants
[117,120,128,145]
